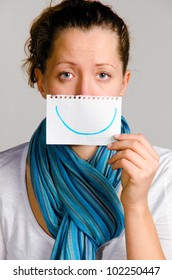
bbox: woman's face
[36,27,130,97]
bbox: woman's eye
[97,73,111,80]
[59,72,74,79]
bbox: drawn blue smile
[55,106,117,135]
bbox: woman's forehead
[51,27,119,56]
[45,30,122,72]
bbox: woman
[0,0,172,260]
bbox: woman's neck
[71,145,98,161]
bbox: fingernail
[107,142,114,149]
[114,134,120,139]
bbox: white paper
[46,95,122,145]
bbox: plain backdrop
[0,0,172,151]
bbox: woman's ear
[120,70,131,96]
[35,68,46,98]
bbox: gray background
[0,0,172,152]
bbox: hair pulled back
[24,0,130,87]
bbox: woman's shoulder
[154,146,172,176]
[149,146,172,211]
[154,145,172,159]
[0,143,29,168]
[0,143,29,193]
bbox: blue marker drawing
[55,106,117,135]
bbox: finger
[108,149,147,170]
[109,134,159,160]
[108,139,157,163]
[111,157,140,180]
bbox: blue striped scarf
[28,117,130,259]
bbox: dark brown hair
[23,0,130,87]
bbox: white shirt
[0,143,172,259]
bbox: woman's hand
[107,134,166,260]
[107,134,160,212]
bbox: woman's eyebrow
[95,63,115,69]
[54,62,116,70]
[55,61,78,67]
